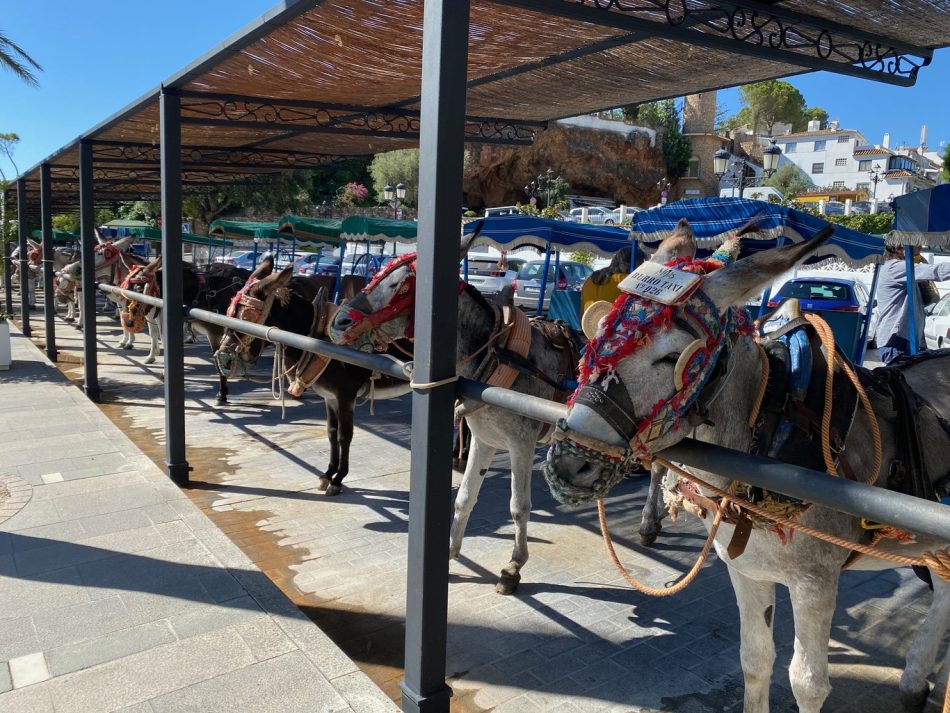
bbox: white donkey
[545,233,950,712]
[56,236,139,329]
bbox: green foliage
[516,200,567,220]
[799,106,829,131]
[942,144,950,182]
[763,163,813,200]
[52,214,79,233]
[739,80,805,136]
[307,157,373,207]
[569,250,595,268]
[182,171,313,226]
[825,212,893,234]
[370,149,419,206]
[0,31,42,87]
[115,201,160,224]
[627,100,691,179]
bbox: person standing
[876,244,950,364]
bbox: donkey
[56,236,140,328]
[329,234,584,595]
[214,257,411,494]
[115,257,252,404]
[544,231,950,712]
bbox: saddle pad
[486,306,532,390]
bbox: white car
[924,293,950,349]
[461,257,526,296]
[565,206,617,225]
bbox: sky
[1,1,948,179]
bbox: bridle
[544,252,748,506]
[217,276,288,375]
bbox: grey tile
[45,620,177,677]
[31,595,128,650]
[0,565,92,619]
[330,670,399,712]
[168,596,263,640]
[52,483,166,522]
[148,652,351,713]
[233,617,297,662]
[0,617,39,662]
[0,682,54,713]
[197,570,245,604]
[76,510,154,539]
[0,662,10,694]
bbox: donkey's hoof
[639,529,661,547]
[145,357,156,365]
[900,684,930,711]
[325,484,343,497]
[215,397,227,406]
[495,568,521,595]
[317,477,331,491]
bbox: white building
[770,121,936,204]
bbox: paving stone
[9,651,50,688]
[0,682,55,713]
[197,569,246,603]
[0,663,10,694]
[45,620,177,677]
[168,595,264,639]
[233,617,298,662]
[0,617,39,662]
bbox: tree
[370,149,419,206]
[799,106,829,131]
[942,144,950,183]
[740,80,806,136]
[625,100,692,179]
[763,163,813,200]
[0,31,41,87]
[0,133,20,264]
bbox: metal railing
[98,283,950,541]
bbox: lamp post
[867,164,883,212]
[383,182,407,219]
[524,168,561,211]
[251,236,260,271]
[714,140,781,198]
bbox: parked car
[924,293,950,349]
[461,257,526,297]
[513,259,593,312]
[822,201,846,216]
[483,205,524,218]
[608,206,642,224]
[294,251,337,275]
[766,277,877,344]
[564,206,617,225]
[214,250,257,270]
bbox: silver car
[461,257,526,296]
[513,260,592,312]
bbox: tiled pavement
[2,297,948,712]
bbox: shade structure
[277,215,345,242]
[208,219,280,242]
[30,229,79,244]
[121,225,235,248]
[461,216,629,256]
[102,219,153,230]
[889,184,950,247]
[339,216,419,243]
[630,198,886,267]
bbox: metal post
[757,235,785,318]
[79,141,100,401]
[855,262,882,364]
[40,164,56,360]
[16,178,30,336]
[291,234,296,264]
[2,239,12,314]
[462,255,468,283]
[400,1,469,711]
[160,87,190,486]
[251,239,259,270]
[535,242,552,317]
[629,240,638,272]
[904,247,918,356]
[333,242,346,302]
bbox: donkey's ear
[250,255,274,280]
[460,220,483,260]
[144,256,162,273]
[94,228,106,244]
[702,227,833,310]
[313,286,328,307]
[651,218,696,263]
[262,264,294,290]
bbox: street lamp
[867,164,884,209]
[524,168,561,210]
[714,140,781,198]
[383,182,407,219]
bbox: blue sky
[2,1,948,178]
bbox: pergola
[6,2,950,711]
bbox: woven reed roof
[12,0,950,211]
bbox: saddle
[286,293,337,398]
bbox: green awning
[339,216,418,243]
[277,215,345,242]
[208,219,279,241]
[127,226,234,248]
[30,229,79,243]
[102,219,153,229]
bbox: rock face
[463,122,669,210]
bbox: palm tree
[0,31,41,87]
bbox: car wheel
[605,219,614,225]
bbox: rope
[269,338,287,420]
[747,343,771,428]
[654,457,950,582]
[596,479,738,596]
[409,374,459,390]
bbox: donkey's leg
[900,573,950,710]
[207,332,230,406]
[638,463,667,546]
[145,310,162,364]
[496,440,535,596]
[449,436,497,561]
[729,569,776,713]
[326,397,355,497]
[319,400,340,492]
[787,574,837,713]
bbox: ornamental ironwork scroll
[559,0,931,85]
[91,142,346,169]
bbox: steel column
[79,141,100,401]
[40,164,56,360]
[904,248,918,356]
[535,242,552,316]
[400,1,470,711]
[3,238,12,314]
[160,88,190,485]
[16,178,31,336]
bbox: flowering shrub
[336,182,370,208]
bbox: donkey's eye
[653,353,679,367]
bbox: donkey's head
[214,257,288,375]
[542,224,832,506]
[120,257,162,334]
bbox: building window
[837,135,851,143]
[835,158,848,167]
[785,142,797,153]
[812,163,824,174]
[832,181,846,188]
[814,140,826,151]
[685,157,700,178]
[856,182,870,193]
[858,159,873,171]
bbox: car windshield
[517,262,556,281]
[777,281,851,301]
[466,259,507,276]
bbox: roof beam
[494,0,931,86]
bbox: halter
[119,265,159,333]
[544,242,749,506]
[218,276,289,376]
[95,242,122,267]
[333,252,420,347]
